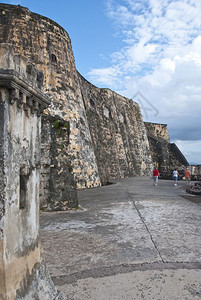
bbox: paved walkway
[40,177,201,299]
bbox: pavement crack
[128,191,165,263]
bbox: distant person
[184,168,191,185]
[153,167,159,186]
[173,168,179,186]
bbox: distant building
[189,165,201,180]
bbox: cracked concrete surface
[40,177,201,299]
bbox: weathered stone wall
[0,3,154,197]
[0,49,61,299]
[145,122,188,171]
[40,115,78,211]
[169,143,189,169]
[0,3,101,194]
[144,122,170,143]
[79,75,153,183]
[0,4,189,207]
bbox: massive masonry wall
[0,3,189,212]
[79,75,153,183]
[0,4,154,198]
[145,122,188,171]
[169,143,189,169]
[0,3,101,197]
[144,122,170,143]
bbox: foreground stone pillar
[0,69,63,299]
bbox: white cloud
[88,66,122,87]
[127,41,156,64]
[160,58,175,72]
[87,0,201,163]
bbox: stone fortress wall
[79,74,153,184]
[0,3,188,211]
[144,122,170,143]
[0,3,101,210]
[145,122,189,172]
[0,4,189,298]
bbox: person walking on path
[173,168,179,186]
[153,167,159,186]
[184,168,191,185]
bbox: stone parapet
[0,69,49,115]
[0,66,62,298]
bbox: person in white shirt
[173,168,179,186]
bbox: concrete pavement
[40,177,201,299]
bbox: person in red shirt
[153,167,159,186]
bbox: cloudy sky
[4,0,201,164]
